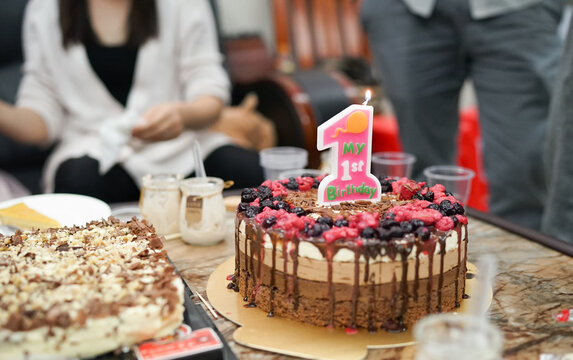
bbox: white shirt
[17,0,231,192]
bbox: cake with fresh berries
[0,217,184,359]
[229,175,468,333]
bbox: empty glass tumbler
[414,314,503,360]
[423,165,475,204]
[260,147,308,180]
[139,173,182,235]
[371,152,416,180]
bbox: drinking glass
[414,314,503,360]
[371,152,416,180]
[139,173,182,235]
[277,168,325,180]
[179,177,226,246]
[423,165,475,204]
[259,147,308,180]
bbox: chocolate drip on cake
[437,234,447,312]
[414,242,421,301]
[351,245,361,330]
[367,271,376,332]
[455,227,462,307]
[384,271,403,333]
[462,225,469,299]
[327,244,336,328]
[234,217,240,281]
[269,233,278,317]
[424,238,437,314]
[397,240,413,327]
[233,177,469,332]
[363,242,379,283]
[291,237,300,311]
[282,236,289,297]
[244,223,254,304]
[255,229,265,305]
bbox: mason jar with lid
[139,173,182,235]
[179,177,225,245]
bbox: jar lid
[142,173,182,189]
[180,177,224,196]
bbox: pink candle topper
[317,91,381,205]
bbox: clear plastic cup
[277,168,325,180]
[259,147,308,180]
[414,314,503,360]
[371,152,416,180]
[423,165,475,204]
[139,173,182,235]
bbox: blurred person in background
[361,0,564,229]
[361,0,564,230]
[0,0,264,204]
[542,14,573,243]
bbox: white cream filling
[0,279,184,360]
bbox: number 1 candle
[317,90,381,205]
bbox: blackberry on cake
[230,175,468,333]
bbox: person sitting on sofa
[0,0,50,197]
[0,0,265,204]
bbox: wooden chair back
[272,0,370,71]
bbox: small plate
[110,205,142,222]
[0,193,112,228]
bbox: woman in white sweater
[0,0,264,203]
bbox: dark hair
[59,0,158,48]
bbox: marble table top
[161,213,573,360]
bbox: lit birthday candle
[317,90,381,205]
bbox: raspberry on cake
[230,175,468,333]
[0,217,184,359]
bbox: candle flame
[363,89,372,105]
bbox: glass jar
[179,177,225,245]
[414,314,503,360]
[139,173,182,235]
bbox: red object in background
[371,108,489,212]
[456,107,489,212]
[555,309,571,322]
[372,115,402,153]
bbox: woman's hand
[131,96,224,142]
[0,101,49,144]
[131,103,185,142]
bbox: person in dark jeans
[542,13,573,243]
[361,0,564,230]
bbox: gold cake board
[206,258,486,360]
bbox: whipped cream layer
[0,218,184,360]
[237,217,466,285]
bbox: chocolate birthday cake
[0,218,184,359]
[230,175,468,332]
